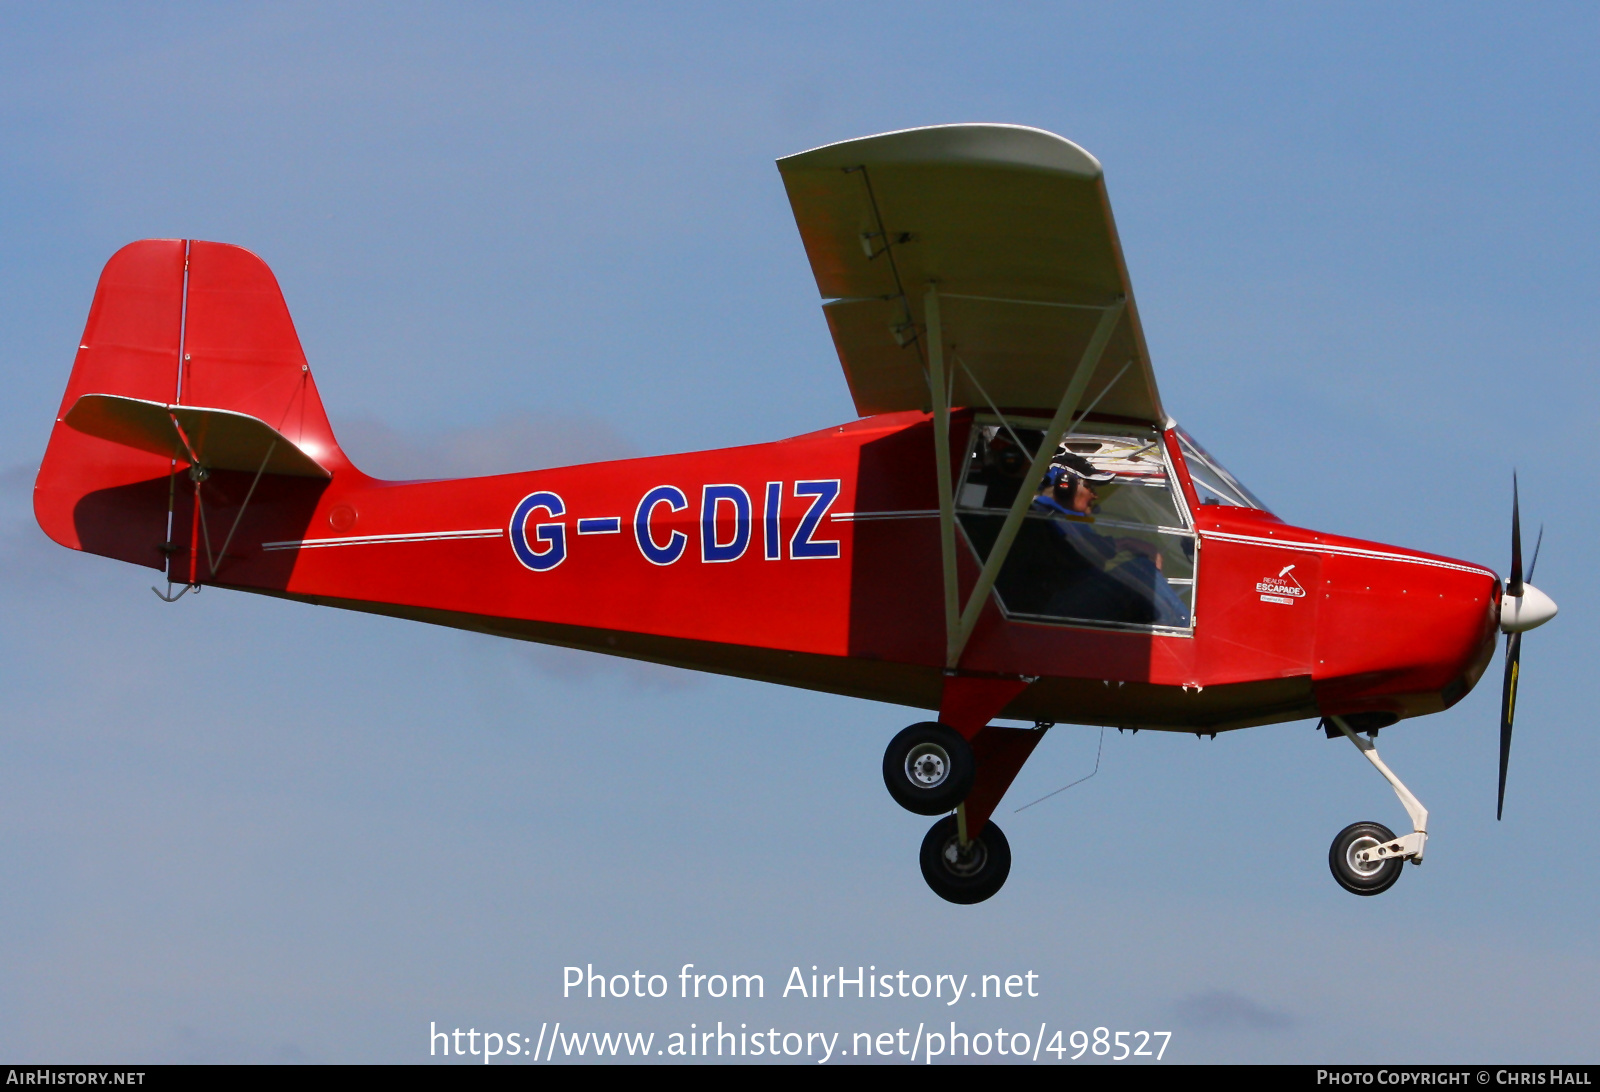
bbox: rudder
[35,239,349,568]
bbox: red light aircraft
[35,125,1557,903]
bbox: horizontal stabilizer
[64,393,332,479]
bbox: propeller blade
[1497,629,1521,821]
[1527,523,1544,583]
[1508,473,1523,597]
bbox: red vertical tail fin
[35,240,349,568]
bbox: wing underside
[777,123,1163,425]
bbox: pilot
[1036,450,1117,519]
[1025,451,1190,627]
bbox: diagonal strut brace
[926,290,1126,668]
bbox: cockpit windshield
[1175,427,1271,512]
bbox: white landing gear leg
[1327,716,1428,896]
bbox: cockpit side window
[956,420,1196,634]
[1174,427,1271,512]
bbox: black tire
[882,722,975,816]
[1328,821,1405,896]
[919,814,1011,904]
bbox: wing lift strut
[925,287,1126,669]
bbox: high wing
[777,123,1162,425]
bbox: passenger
[979,432,1030,509]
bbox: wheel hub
[940,836,988,878]
[1344,835,1383,878]
[905,743,950,788]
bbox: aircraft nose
[1500,581,1558,633]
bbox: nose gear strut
[1326,714,1429,896]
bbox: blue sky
[1,3,1596,1063]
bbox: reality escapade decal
[1256,564,1306,605]
[510,481,841,570]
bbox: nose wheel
[882,722,975,815]
[919,813,1011,904]
[1329,821,1405,895]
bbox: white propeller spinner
[1500,582,1558,633]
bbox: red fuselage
[130,408,1498,734]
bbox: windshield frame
[1171,425,1273,514]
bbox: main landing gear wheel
[882,722,975,815]
[1329,821,1404,896]
[920,815,1011,905]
